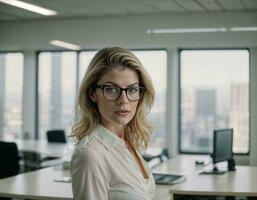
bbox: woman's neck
[117,132,125,140]
[100,122,125,140]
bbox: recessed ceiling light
[230,27,257,32]
[147,28,227,34]
[0,0,57,16]
[50,40,81,50]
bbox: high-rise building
[229,84,249,153]
[196,89,216,116]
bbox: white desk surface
[0,166,171,200]
[2,139,75,158]
[0,167,72,200]
[2,138,159,159]
[2,154,256,199]
[153,155,257,197]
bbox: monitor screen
[199,128,235,175]
[213,129,233,164]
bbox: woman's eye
[105,86,119,93]
[128,87,139,93]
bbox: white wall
[0,11,257,165]
[0,12,257,50]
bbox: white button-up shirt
[71,125,156,200]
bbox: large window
[0,53,23,139]
[180,49,249,154]
[79,50,167,147]
[79,51,97,83]
[38,52,77,140]
[133,50,167,147]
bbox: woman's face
[90,67,140,133]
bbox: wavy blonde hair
[71,47,155,150]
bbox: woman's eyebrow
[101,82,139,87]
[127,83,140,87]
[101,81,116,85]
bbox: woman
[71,47,155,200]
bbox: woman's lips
[114,110,130,117]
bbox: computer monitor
[201,128,235,175]
[213,128,233,164]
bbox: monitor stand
[200,165,226,175]
[228,158,236,171]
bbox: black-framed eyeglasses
[93,84,146,101]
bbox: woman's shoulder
[71,132,103,165]
[72,127,108,157]
[70,138,108,175]
[74,130,98,151]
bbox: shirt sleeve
[70,146,109,200]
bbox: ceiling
[0,0,257,21]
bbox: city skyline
[180,49,249,153]
[0,50,250,154]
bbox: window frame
[178,48,250,155]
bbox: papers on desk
[153,173,186,185]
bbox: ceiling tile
[175,0,207,12]
[0,3,43,19]
[143,0,186,13]
[0,0,256,21]
[242,0,257,10]
[197,0,224,11]
[216,0,245,11]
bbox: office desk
[0,167,171,200]
[3,139,156,159]
[0,167,72,200]
[2,139,74,158]
[153,155,257,199]
[2,155,256,200]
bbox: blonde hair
[72,47,155,150]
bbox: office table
[2,138,158,159]
[0,166,171,200]
[153,155,257,200]
[2,154,256,200]
[2,139,74,158]
[0,167,72,200]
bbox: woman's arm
[71,147,109,200]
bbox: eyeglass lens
[103,85,143,101]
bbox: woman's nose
[117,90,129,104]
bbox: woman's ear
[89,88,97,102]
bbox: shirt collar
[93,124,126,150]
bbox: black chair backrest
[0,141,19,179]
[22,151,42,172]
[46,130,67,143]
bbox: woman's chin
[113,118,131,126]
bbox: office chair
[46,129,67,143]
[0,141,19,179]
[0,141,20,200]
[22,151,43,172]
[22,151,63,172]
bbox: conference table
[0,166,171,200]
[0,154,257,200]
[2,138,161,160]
[152,155,257,200]
[2,138,75,158]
